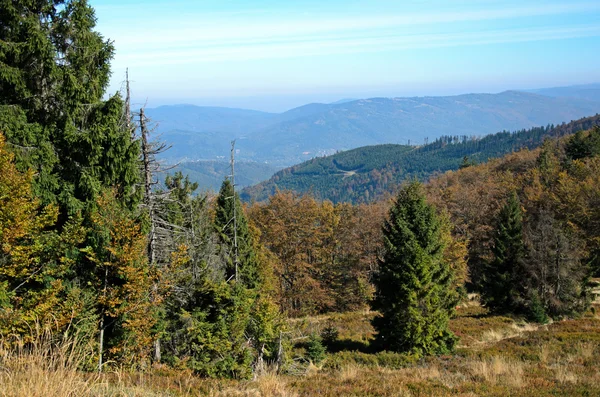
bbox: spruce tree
[85,191,154,368]
[163,270,255,378]
[0,0,139,215]
[371,181,457,356]
[480,191,526,313]
[164,172,200,228]
[214,179,259,288]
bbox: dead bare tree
[138,107,175,363]
[230,140,240,282]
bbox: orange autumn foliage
[0,132,85,338]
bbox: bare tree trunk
[555,235,562,297]
[231,140,239,282]
[140,108,161,362]
[154,339,161,363]
[140,108,156,266]
[276,331,284,373]
[125,69,133,138]
[98,316,104,372]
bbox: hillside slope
[241,114,600,203]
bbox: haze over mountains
[147,84,600,190]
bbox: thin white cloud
[112,25,600,67]
[107,1,600,48]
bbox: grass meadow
[2,290,599,397]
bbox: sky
[91,0,600,112]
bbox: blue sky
[91,0,600,111]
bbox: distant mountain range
[241,114,600,204]
[525,83,600,102]
[148,84,600,169]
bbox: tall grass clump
[0,324,97,397]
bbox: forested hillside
[245,124,600,319]
[242,114,600,203]
[425,124,600,299]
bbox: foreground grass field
[2,296,599,396]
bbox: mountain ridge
[147,86,600,167]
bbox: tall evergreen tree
[0,0,139,215]
[85,191,155,369]
[480,191,526,313]
[1,0,142,367]
[214,179,259,288]
[371,181,457,356]
[164,171,200,228]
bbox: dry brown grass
[407,365,442,381]
[0,329,175,397]
[255,372,297,397]
[538,343,552,364]
[0,345,176,397]
[401,364,467,389]
[0,329,97,397]
[0,355,94,397]
[468,356,524,388]
[480,321,540,345]
[554,365,578,384]
[337,364,360,381]
[575,341,596,359]
[304,362,323,377]
[209,371,297,397]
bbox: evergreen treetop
[565,126,600,161]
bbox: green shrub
[306,333,326,364]
[528,292,549,324]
